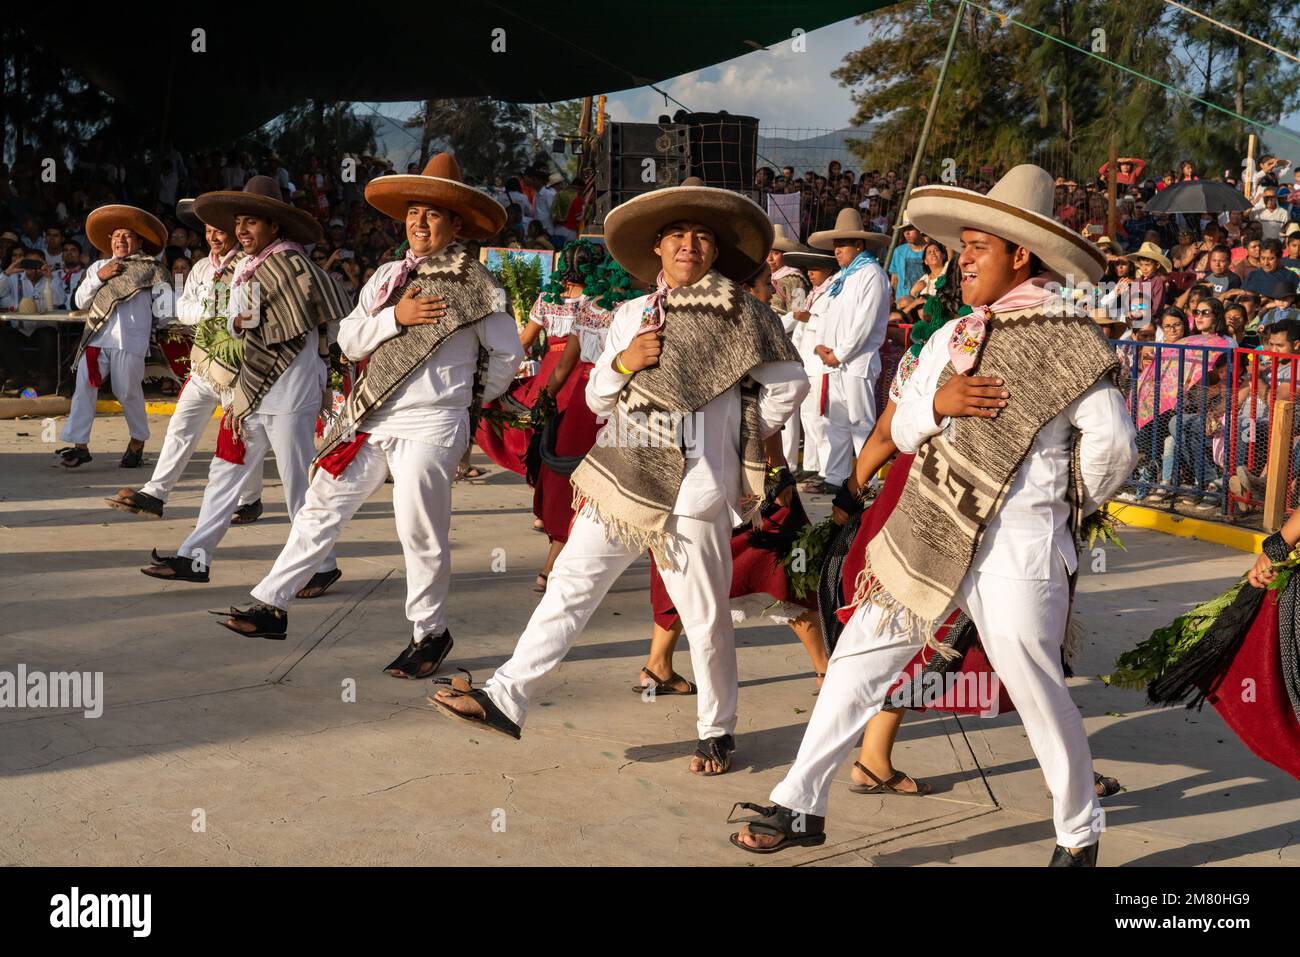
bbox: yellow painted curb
[1106,501,1265,554]
[96,399,221,418]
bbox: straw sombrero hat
[807,208,890,254]
[365,153,507,241]
[176,198,203,232]
[602,176,772,283]
[85,204,167,256]
[1124,240,1172,274]
[782,249,839,272]
[194,176,324,246]
[906,164,1106,283]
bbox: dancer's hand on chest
[395,286,447,326]
[933,372,1009,420]
[618,327,662,372]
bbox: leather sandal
[383,631,453,679]
[427,669,521,739]
[211,603,287,640]
[727,801,826,854]
[231,498,264,525]
[105,488,164,518]
[849,761,931,796]
[141,549,209,583]
[295,567,342,600]
[59,447,92,468]
[120,445,145,468]
[632,666,696,696]
[1048,842,1098,867]
[693,734,735,775]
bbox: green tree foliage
[406,98,533,184]
[260,100,377,173]
[836,0,1298,182]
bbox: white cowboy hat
[807,208,890,253]
[603,176,772,283]
[906,164,1107,283]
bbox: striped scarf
[567,269,800,565]
[71,253,170,369]
[849,306,1118,650]
[227,246,349,432]
[312,243,506,477]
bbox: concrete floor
[0,412,1296,866]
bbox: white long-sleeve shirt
[174,253,238,326]
[2,272,65,310]
[817,259,890,380]
[892,318,1137,580]
[75,258,167,358]
[337,259,523,444]
[586,292,809,521]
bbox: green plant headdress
[910,260,970,358]
[541,239,602,304]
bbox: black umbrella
[1145,180,1252,215]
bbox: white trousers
[252,432,462,637]
[780,407,801,472]
[769,561,1099,849]
[484,506,737,740]
[797,372,829,476]
[178,407,336,574]
[822,371,876,487]
[60,348,148,445]
[139,376,262,506]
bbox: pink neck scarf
[948,274,1058,373]
[805,275,833,312]
[232,238,305,289]
[640,270,671,332]
[771,264,800,283]
[371,249,427,317]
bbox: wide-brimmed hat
[1125,240,1172,274]
[365,153,507,241]
[547,172,564,187]
[782,249,839,273]
[194,176,323,245]
[85,204,168,256]
[602,176,773,283]
[176,198,203,232]
[770,223,805,254]
[807,208,890,254]
[906,164,1107,283]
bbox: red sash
[316,431,370,478]
[85,346,103,388]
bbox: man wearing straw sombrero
[767,223,811,317]
[140,176,349,595]
[214,155,523,676]
[431,177,808,775]
[55,204,170,469]
[105,198,264,521]
[783,246,839,485]
[805,207,891,494]
[728,165,1136,865]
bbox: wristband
[614,353,634,375]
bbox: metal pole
[886,0,967,267]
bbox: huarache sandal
[141,548,209,583]
[727,801,826,854]
[120,444,145,468]
[295,567,342,600]
[633,666,696,696]
[59,447,92,468]
[692,734,735,775]
[532,518,546,533]
[210,603,287,640]
[105,488,164,518]
[383,630,454,679]
[849,761,931,796]
[428,668,521,739]
[231,498,264,525]
[455,464,488,481]
[1094,771,1122,799]
[534,572,548,593]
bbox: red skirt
[534,361,599,541]
[840,452,1016,715]
[474,336,569,476]
[649,501,817,631]
[1205,593,1300,781]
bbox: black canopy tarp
[17,2,890,143]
